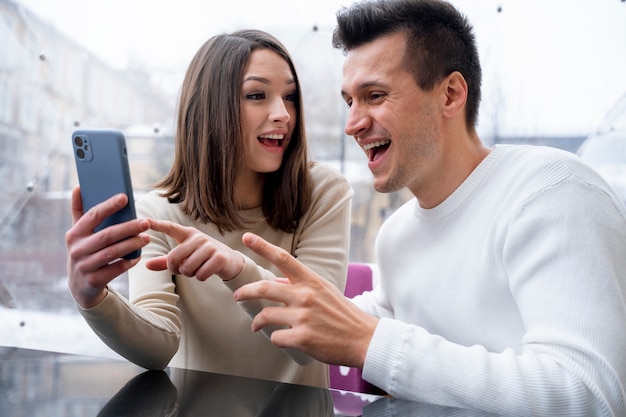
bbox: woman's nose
[270,98,291,123]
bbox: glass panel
[2,0,625,359]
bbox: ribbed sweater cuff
[362,317,411,393]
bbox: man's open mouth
[364,140,391,161]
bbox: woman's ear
[441,71,468,119]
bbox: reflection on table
[0,346,501,416]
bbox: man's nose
[344,103,370,137]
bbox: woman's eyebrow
[243,76,296,86]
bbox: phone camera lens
[76,149,85,159]
[74,136,83,147]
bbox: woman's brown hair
[157,29,312,234]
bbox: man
[233,0,626,414]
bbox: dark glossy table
[0,346,499,416]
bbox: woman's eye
[246,92,265,100]
[284,92,297,102]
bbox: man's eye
[246,92,265,100]
[369,92,385,101]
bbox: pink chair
[329,263,385,395]
[342,262,375,298]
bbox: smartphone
[71,129,141,260]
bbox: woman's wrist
[220,252,246,281]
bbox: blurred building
[0,0,173,219]
[0,0,173,313]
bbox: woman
[65,30,353,388]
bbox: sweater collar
[413,145,505,221]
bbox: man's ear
[441,71,468,119]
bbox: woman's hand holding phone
[65,186,150,309]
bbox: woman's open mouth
[258,134,285,148]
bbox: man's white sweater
[354,144,626,416]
